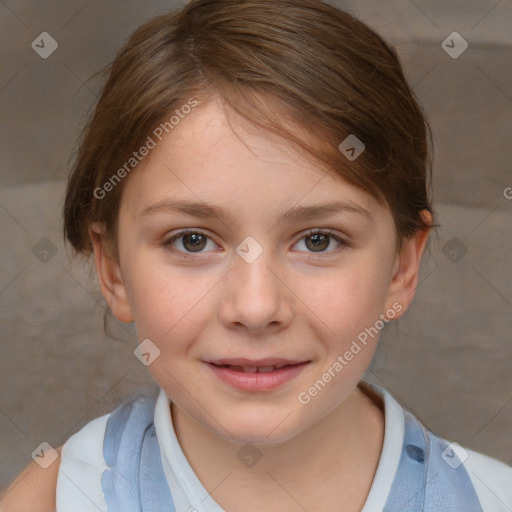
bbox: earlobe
[386,211,432,318]
[89,222,134,324]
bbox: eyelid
[293,228,350,254]
[163,228,219,258]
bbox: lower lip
[206,362,310,392]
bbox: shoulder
[0,445,62,512]
[0,395,158,512]
[420,417,512,510]
[464,447,512,511]
[59,411,110,467]
[368,383,512,510]
[423,426,512,510]
[0,412,112,512]
[56,412,110,512]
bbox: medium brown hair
[63,0,434,261]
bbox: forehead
[119,98,384,226]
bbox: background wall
[1,0,511,493]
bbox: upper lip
[207,358,308,367]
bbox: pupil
[184,233,206,252]
[308,234,328,252]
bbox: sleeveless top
[56,382,512,511]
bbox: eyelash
[162,228,349,259]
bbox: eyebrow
[139,198,373,224]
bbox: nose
[218,249,294,335]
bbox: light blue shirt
[56,383,512,511]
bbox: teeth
[257,366,276,373]
[225,365,281,373]
[216,363,294,373]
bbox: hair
[63,0,435,263]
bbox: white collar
[360,381,404,511]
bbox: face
[95,97,423,445]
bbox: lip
[205,359,310,392]
[208,357,305,367]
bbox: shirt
[56,382,512,511]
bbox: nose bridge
[221,239,292,331]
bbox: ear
[385,211,432,319]
[89,222,134,324]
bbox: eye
[163,229,218,257]
[293,229,348,254]
[162,228,349,258]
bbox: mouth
[205,358,310,391]
[210,363,299,373]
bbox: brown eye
[294,230,348,254]
[305,233,330,252]
[180,233,207,252]
[163,230,217,256]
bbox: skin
[0,446,62,511]
[88,96,429,511]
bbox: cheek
[135,276,212,344]
[125,257,219,348]
[293,263,389,405]
[294,256,392,339]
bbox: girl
[2,0,511,510]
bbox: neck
[171,382,385,511]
